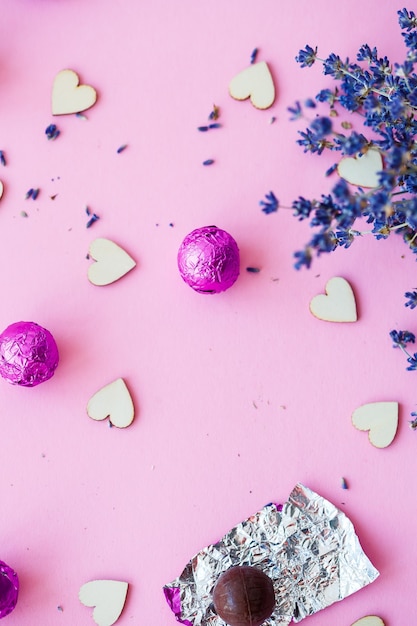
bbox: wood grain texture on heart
[351,617,385,626]
[87,378,135,428]
[229,61,275,109]
[309,277,357,322]
[52,69,97,115]
[337,148,383,188]
[79,580,128,626]
[88,238,136,286]
[352,402,399,448]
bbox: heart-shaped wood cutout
[87,378,135,428]
[352,402,398,448]
[52,69,97,115]
[79,580,128,626]
[337,148,382,188]
[229,61,275,109]
[88,238,136,286]
[0,181,3,200]
[351,617,385,626]
[310,277,357,322]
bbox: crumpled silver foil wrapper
[164,484,379,625]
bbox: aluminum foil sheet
[164,484,379,625]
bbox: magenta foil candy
[0,321,59,387]
[177,226,240,294]
[0,560,19,619]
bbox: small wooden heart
[229,61,275,109]
[310,277,357,322]
[352,402,398,448]
[88,238,136,286]
[79,580,128,626]
[351,617,385,626]
[337,148,382,188]
[87,378,135,428]
[52,69,97,115]
[0,181,3,200]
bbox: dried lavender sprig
[287,9,417,272]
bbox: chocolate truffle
[0,321,59,387]
[213,566,275,626]
[177,226,240,294]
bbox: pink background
[0,1,416,624]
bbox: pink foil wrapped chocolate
[177,226,240,294]
[164,484,379,625]
[0,560,19,618]
[0,321,59,387]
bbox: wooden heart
[88,238,136,286]
[87,378,135,428]
[52,69,97,115]
[0,181,3,200]
[337,148,382,188]
[351,617,385,626]
[352,402,398,448]
[309,277,357,322]
[79,580,128,626]
[229,61,275,109]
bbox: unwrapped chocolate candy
[164,484,379,625]
[213,566,276,626]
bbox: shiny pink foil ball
[0,321,59,387]
[0,560,19,618]
[177,226,240,294]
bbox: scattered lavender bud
[45,124,60,140]
[405,290,417,309]
[86,213,100,228]
[260,191,279,214]
[409,413,417,430]
[250,48,259,64]
[25,188,40,200]
[208,105,220,120]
